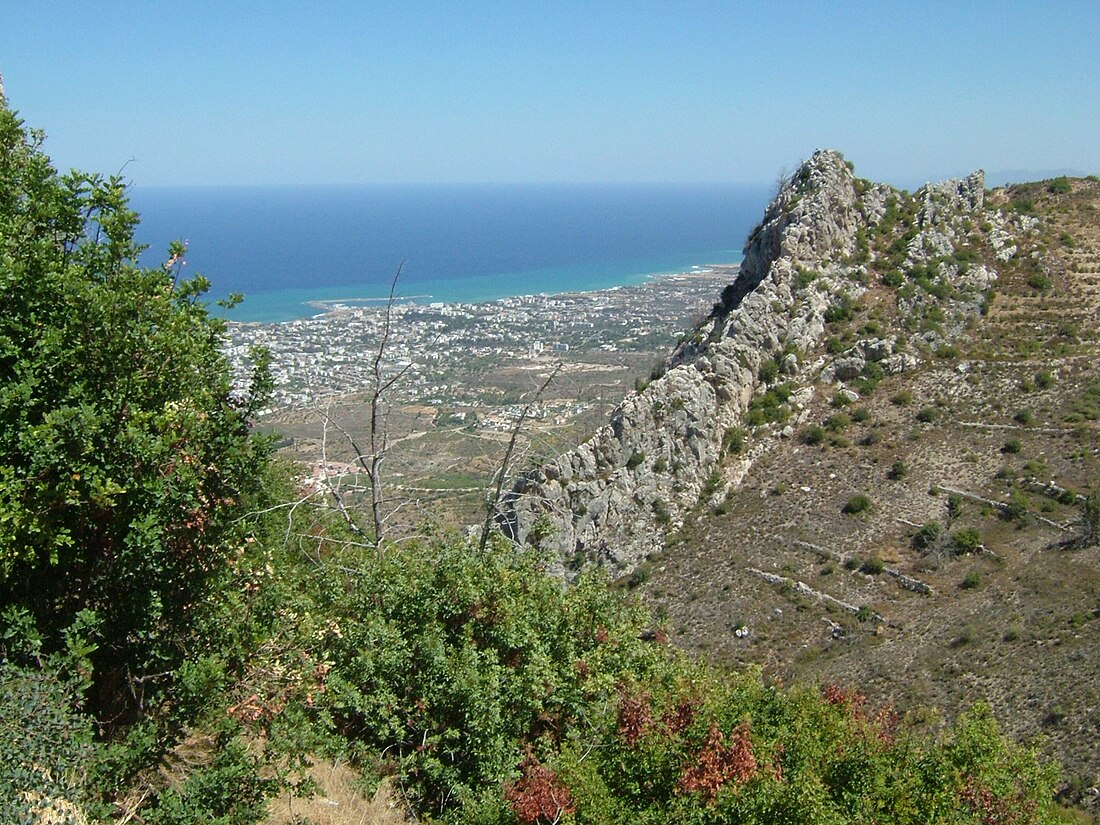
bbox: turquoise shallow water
[130,183,769,322]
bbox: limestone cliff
[498,150,1028,575]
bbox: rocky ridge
[500,150,1033,575]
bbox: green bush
[0,659,96,823]
[276,534,667,812]
[891,389,913,406]
[915,406,938,423]
[800,425,826,446]
[913,522,944,551]
[626,450,646,470]
[758,359,779,383]
[843,494,872,515]
[824,293,858,324]
[859,556,885,575]
[0,100,274,713]
[1028,273,1052,291]
[1004,490,1031,523]
[745,383,793,427]
[961,571,982,590]
[951,527,982,554]
[653,499,672,524]
[935,344,959,359]
[1048,177,1071,194]
[723,426,746,454]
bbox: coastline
[224,264,739,409]
[227,261,742,325]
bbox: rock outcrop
[498,150,1025,576]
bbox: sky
[2,1,1098,188]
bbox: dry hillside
[634,175,1100,809]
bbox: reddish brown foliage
[660,697,699,736]
[821,682,867,711]
[961,777,1038,825]
[505,755,575,824]
[873,703,900,745]
[678,721,757,803]
[616,686,654,747]
[227,691,286,724]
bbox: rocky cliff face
[498,150,1025,575]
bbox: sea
[130,183,772,323]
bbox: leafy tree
[0,96,273,711]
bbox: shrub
[891,389,913,406]
[887,460,908,480]
[859,556,885,575]
[1001,438,1022,454]
[913,522,943,551]
[951,527,982,554]
[800,425,826,446]
[1003,490,1030,523]
[825,412,850,432]
[757,359,779,383]
[1014,408,1034,426]
[1048,176,1071,194]
[723,426,745,454]
[915,406,938,423]
[824,293,857,324]
[0,101,274,713]
[935,344,959,359]
[850,406,871,423]
[626,450,646,470]
[961,571,982,590]
[0,659,96,823]
[843,494,872,515]
[1028,273,1052,291]
[1081,489,1100,547]
[287,534,667,812]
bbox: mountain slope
[502,153,1100,808]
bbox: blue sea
[130,184,772,323]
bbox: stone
[497,152,1004,578]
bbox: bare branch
[479,361,563,552]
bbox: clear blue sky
[2,1,1097,187]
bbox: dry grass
[264,759,415,825]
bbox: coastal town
[226,266,736,413]
[223,266,736,519]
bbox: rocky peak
[498,152,1018,577]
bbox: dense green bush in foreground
[0,96,273,703]
[0,94,1071,824]
[240,532,1063,824]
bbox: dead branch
[479,362,563,552]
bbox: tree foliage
[0,98,273,706]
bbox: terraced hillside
[634,175,1100,810]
